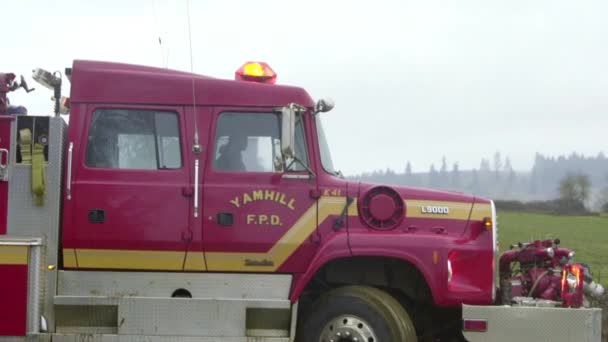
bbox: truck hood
[349,181,492,236]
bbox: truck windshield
[315,114,336,174]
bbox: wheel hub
[319,315,378,342]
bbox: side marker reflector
[463,319,487,332]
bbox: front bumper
[462,304,602,342]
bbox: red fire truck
[0,61,602,341]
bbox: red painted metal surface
[0,264,28,336]
[69,60,314,108]
[287,171,495,306]
[0,116,13,235]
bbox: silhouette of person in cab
[215,134,248,171]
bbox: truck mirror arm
[285,154,316,180]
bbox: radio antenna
[186,0,201,219]
[186,0,200,152]
[151,0,167,68]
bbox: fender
[348,230,495,306]
[290,233,441,305]
[289,233,350,302]
[349,246,440,304]
[347,231,454,306]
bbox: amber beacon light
[235,62,277,84]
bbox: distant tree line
[530,152,608,198]
[496,173,593,215]
[352,152,608,213]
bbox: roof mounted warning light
[235,62,277,84]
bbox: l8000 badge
[421,206,450,214]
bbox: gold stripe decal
[65,196,353,272]
[184,250,207,271]
[75,248,186,271]
[205,196,354,272]
[470,202,493,221]
[0,245,29,265]
[62,196,491,272]
[63,248,78,268]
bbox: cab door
[62,105,192,270]
[201,108,318,273]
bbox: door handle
[193,159,199,217]
[217,212,234,226]
[88,209,105,223]
[66,142,73,200]
[0,148,8,181]
[182,186,193,197]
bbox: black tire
[298,285,417,342]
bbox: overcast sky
[5,0,607,175]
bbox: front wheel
[298,286,417,342]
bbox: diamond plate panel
[52,296,290,338]
[57,271,292,300]
[463,304,602,342]
[6,117,66,332]
[7,117,65,241]
[26,242,42,334]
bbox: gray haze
[5,0,607,175]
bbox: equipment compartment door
[201,108,318,273]
[62,105,191,271]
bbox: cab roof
[69,60,314,108]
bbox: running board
[53,296,293,338]
[50,335,290,342]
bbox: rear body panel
[0,239,43,338]
[0,249,28,336]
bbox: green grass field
[498,211,608,286]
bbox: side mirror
[279,104,298,159]
[272,138,284,172]
[314,97,335,113]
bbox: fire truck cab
[0,61,602,342]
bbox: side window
[213,112,309,172]
[85,109,182,169]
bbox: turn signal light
[235,62,277,84]
[482,217,492,230]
